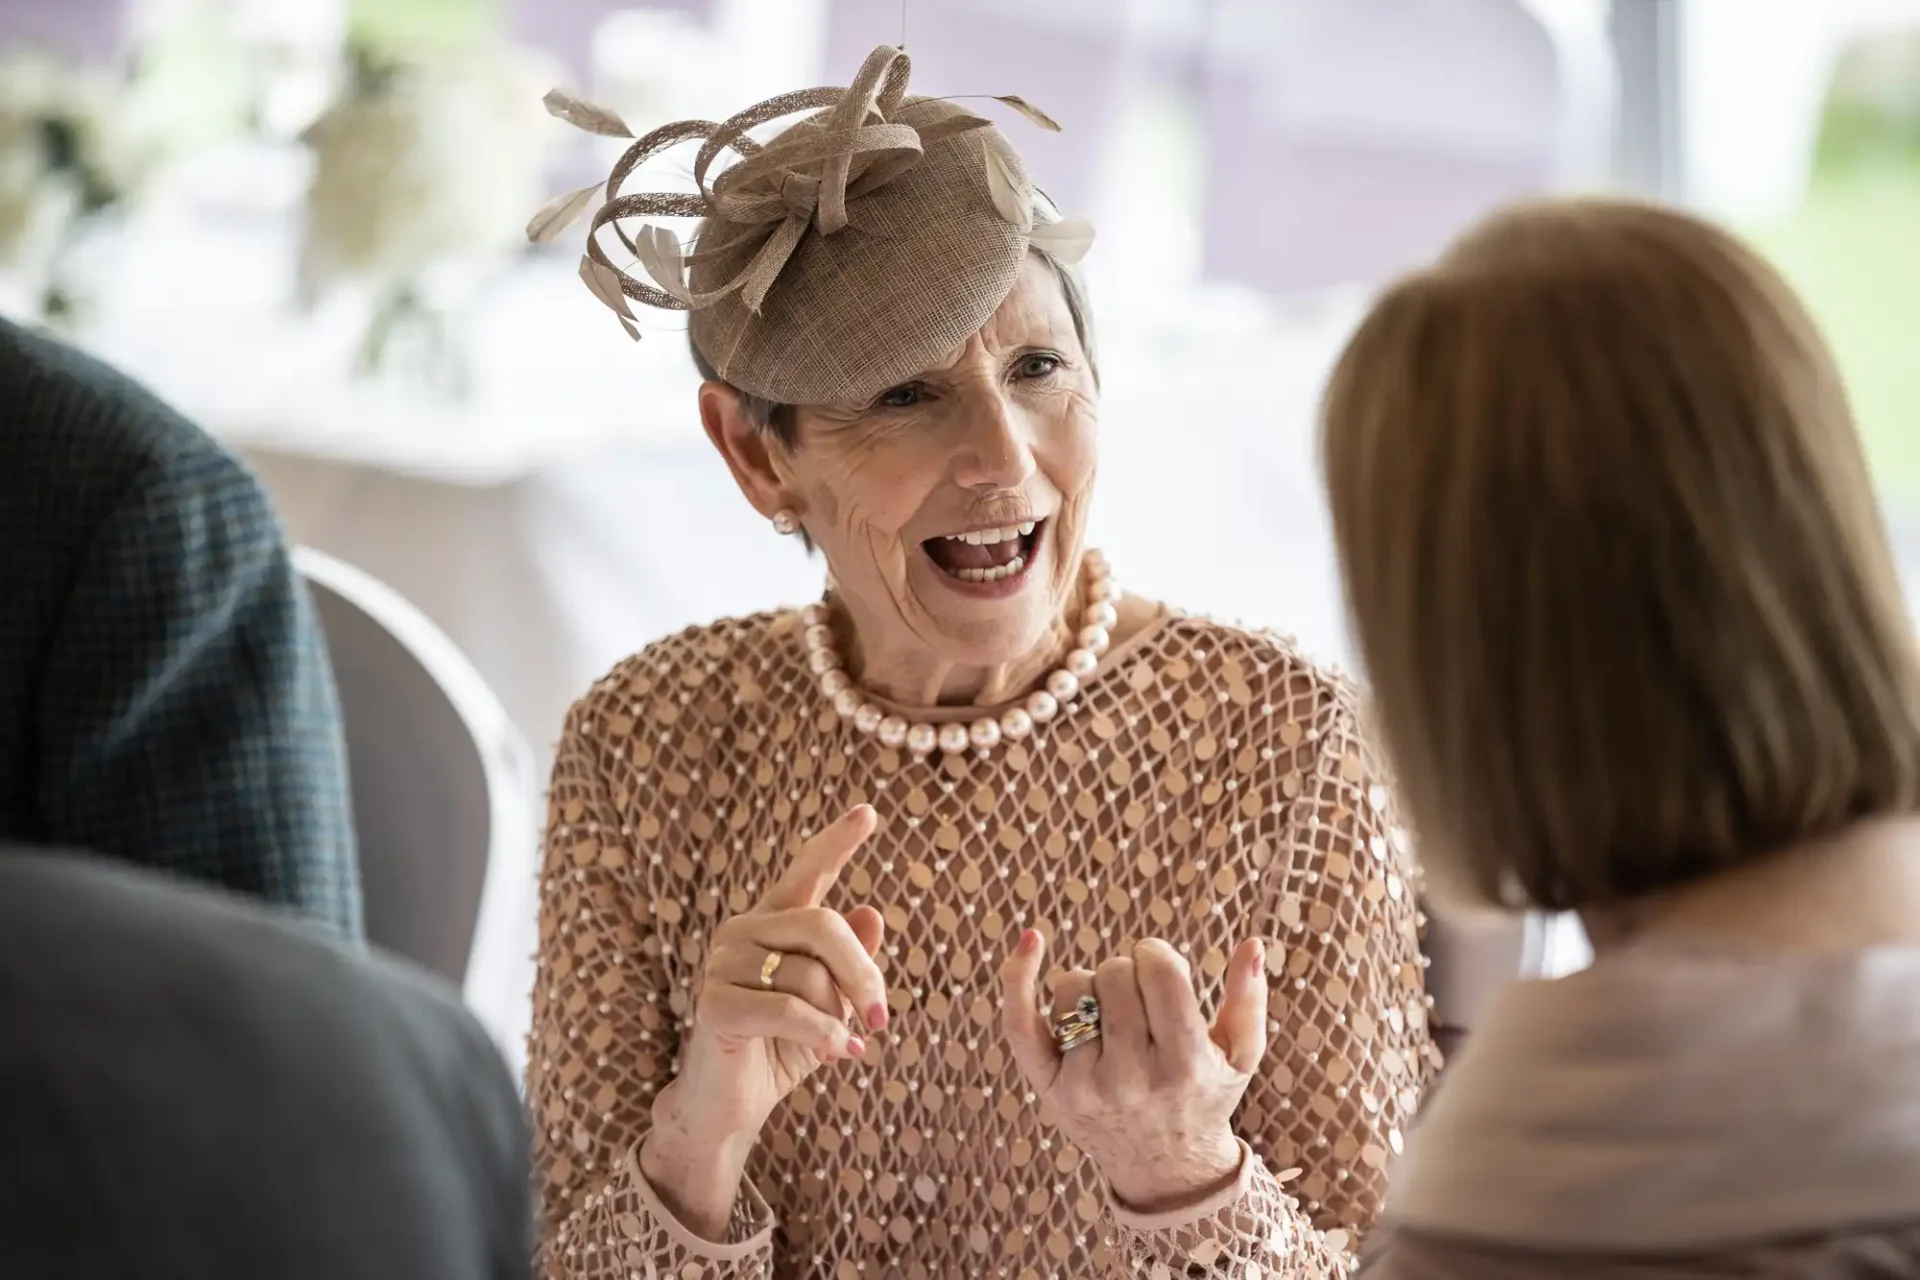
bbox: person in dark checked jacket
[0,315,360,937]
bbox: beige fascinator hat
[526,44,1094,405]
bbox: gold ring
[760,951,785,988]
[1057,1023,1102,1053]
[1052,994,1101,1052]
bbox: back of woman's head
[1322,197,1920,913]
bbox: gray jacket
[0,849,531,1280]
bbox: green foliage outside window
[345,0,504,57]
[1746,30,1920,498]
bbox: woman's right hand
[643,804,889,1221]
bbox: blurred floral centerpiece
[298,39,555,394]
[0,48,141,325]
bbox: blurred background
[4,0,1917,1002]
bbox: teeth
[949,555,1027,583]
[945,523,1031,546]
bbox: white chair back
[296,548,537,1080]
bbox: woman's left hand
[1001,929,1269,1214]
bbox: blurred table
[231,294,1368,767]
[48,214,720,778]
[50,207,1369,762]
[40,204,1920,1030]
[32,204,1369,1037]
[75,214,708,483]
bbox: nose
[950,389,1037,492]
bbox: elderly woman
[526,46,1433,1279]
[1324,198,1920,1277]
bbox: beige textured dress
[528,603,1436,1278]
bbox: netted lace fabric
[529,607,1438,1278]
[1107,1145,1359,1278]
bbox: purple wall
[508,0,713,82]
[824,0,1131,223]
[0,0,130,62]
[1198,0,1563,295]
[1200,136,1552,295]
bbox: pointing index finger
[761,805,878,911]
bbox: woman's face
[765,256,1100,674]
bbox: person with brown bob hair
[1324,197,1920,1277]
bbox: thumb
[1210,938,1270,1075]
[1000,928,1059,1093]
[845,903,886,958]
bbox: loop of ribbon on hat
[557,45,994,319]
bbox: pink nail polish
[847,1034,867,1058]
[866,1002,889,1032]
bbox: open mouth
[922,519,1045,585]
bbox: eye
[877,383,923,408]
[1017,354,1062,380]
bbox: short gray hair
[687,248,1098,447]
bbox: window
[1684,4,1920,505]
[1746,26,1920,503]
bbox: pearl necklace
[801,550,1118,757]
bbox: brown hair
[1321,197,1920,912]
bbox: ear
[699,381,797,522]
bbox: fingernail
[1017,928,1040,955]
[865,1002,889,1032]
[1249,939,1267,972]
[847,1034,867,1058]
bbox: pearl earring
[771,509,801,536]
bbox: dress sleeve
[1104,1140,1357,1277]
[1260,688,1435,1233]
[1102,673,1435,1275]
[528,694,775,1279]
